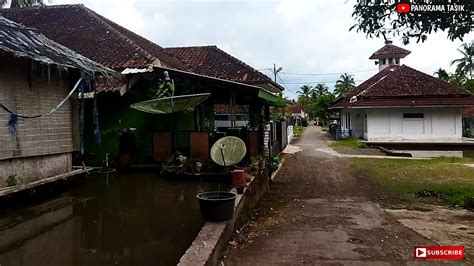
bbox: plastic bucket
[232,169,246,188]
[196,191,237,222]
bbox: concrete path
[222,125,439,265]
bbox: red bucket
[232,169,246,188]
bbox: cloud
[54,0,473,98]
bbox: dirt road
[222,125,442,265]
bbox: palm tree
[297,85,312,105]
[334,73,355,96]
[434,68,450,81]
[451,42,474,78]
[312,84,329,98]
[0,0,44,8]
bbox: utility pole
[270,64,285,118]
[272,63,282,83]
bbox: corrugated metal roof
[0,15,112,75]
[1,4,188,71]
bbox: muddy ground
[221,125,472,265]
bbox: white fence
[287,125,294,143]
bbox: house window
[236,114,248,121]
[403,113,424,119]
[381,59,386,65]
[388,58,393,64]
[215,114,230,121]
[364,113,367,133]
[396,58,400,64]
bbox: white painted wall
[361,107,463,141]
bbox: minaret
[369,40,411,71]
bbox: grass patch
[349,157,474,206]
[293,126,305,137]
[330,137,367,148]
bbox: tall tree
[434,68,450,81]
[297,85,312,106]
[313,84,329,98]
[309,93,336,126]
[334,73,355,96]
[351,1,472,44]
[0,0,44,8]
[451,42,474,78]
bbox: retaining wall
[178,167,269,266]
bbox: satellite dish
[210,136,247,166]
[130,93,211,114]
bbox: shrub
[463,128,473,138]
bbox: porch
[83,67,288,173]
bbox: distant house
[165,45,284,128]
[331,41,474,142]
[286,105,309,126]
[0,16,110,189]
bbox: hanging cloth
[1,78,84,134]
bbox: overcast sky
[55,0,473,99]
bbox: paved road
[222,125,437,265]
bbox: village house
[164,45,284,128]
[331,41,474,142]
[286,105,309,126]
[0,16,111,190]
[2,5,286,166]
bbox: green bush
[463,128,473,138]
[301,119,308,127]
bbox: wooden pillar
[264,105,270,122]
[230,89,236,127]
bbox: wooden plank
[153,132,172,161]
[248,131,259,156]
[190,132,209,160]
[0,168,90,198]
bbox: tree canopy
[434,68,450,81]
[351,1,473,44]
[0,0,44,8]
[312,84,329,98]
[451,42,474,78]
[334,73,355,97]
[297,85,312,106]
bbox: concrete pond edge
[178,167,270,266]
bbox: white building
[287,105,309,126]
[331,41,474,142]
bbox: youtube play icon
[397,3,410,13]
[416,248,427,258]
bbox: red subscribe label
[414,246,464,260]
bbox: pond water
[0,173,228,266]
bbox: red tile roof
[0,16,112,75]
[331,65,474,108]
[463,106,474,116]
[214,104,248,114]
[286,105,308,114]
[0,4,188,71]
[165,46,283,93]
[369,43,411,59]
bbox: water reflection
[0,173,227,266]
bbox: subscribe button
[415,246,464,260]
